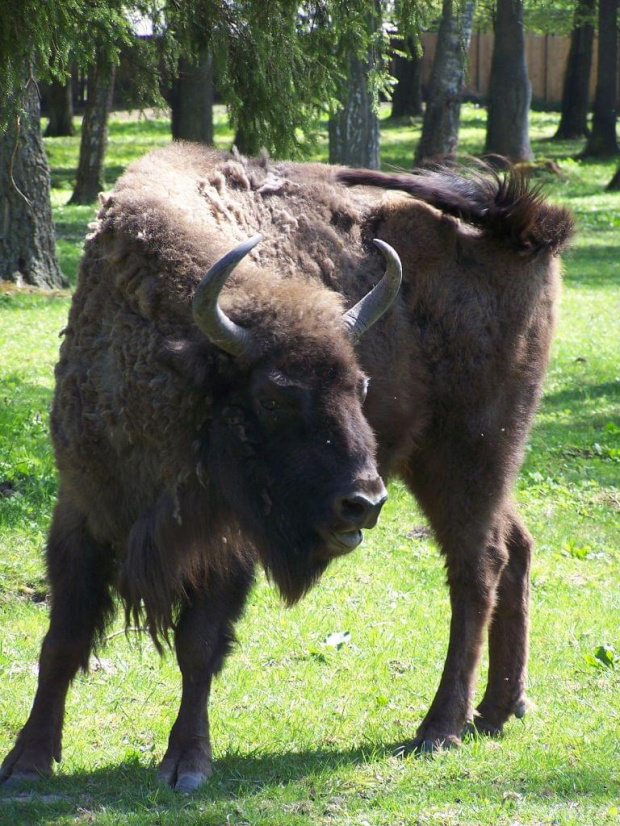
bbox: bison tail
[336,162,574,257]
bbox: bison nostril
[341,496,368,522]
[336,490,387,530]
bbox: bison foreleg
[0,498,114,785]
[475,511,532,735]
[158,559,254,793]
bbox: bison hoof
[394,731,461,758]
[0,744,54,787]
[467,716,504,738]
[472,694,531,737]
[513,698,528,719]
[157,748,212,793]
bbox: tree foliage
[0,1,135,130]
[0,1,436,158]
[475,0,586,35]
[162,0,434,157]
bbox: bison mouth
[316,528,363,559]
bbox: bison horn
[342,239,402,342]
[192,234,263,357]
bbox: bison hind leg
[0,496,115,786]
[474,510,533,736]
[399,444,517,756]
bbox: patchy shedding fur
[1,144,574,791]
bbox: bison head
[192,235,401,603]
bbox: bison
[1,145,573,792]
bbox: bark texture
[328,48,380,169]
[0,77,66,288]
[171,51,214,144]
[44,77,75,137]
[415,0,475,165]
[553,0,595,141]
[581,0,619,157]
[391,38,423,119]
[485,0,533,161]
[70,58,116,204]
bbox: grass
[0,105,619,825]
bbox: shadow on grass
[563,245,620,288]
[532,380,620,474]
[542,380,620,411]
[1,741,617,821]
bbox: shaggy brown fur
[1,144,573,791]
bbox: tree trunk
[69,56,116,205]
[485,0,533,161]
[233,121,261,156]
[581,0,619,157]
[171,50,214,144]
[44,77,75,137]
[553,0,595,141]
[391,38,423,119]
[415,0,475,165]
[607,164,620,189]
[329,11,380,170]
[0,76,66,288]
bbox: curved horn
[342,239,402,342]
[192,234,263,357]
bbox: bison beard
[1,146,573,792]
[205,410,332,606]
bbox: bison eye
[260,397,282,412]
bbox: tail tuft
[336,162,574,256]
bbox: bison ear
[157,338,222,389]
[342,239,402,341]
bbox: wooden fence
[419,31,619,106]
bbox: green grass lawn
[0,106,619,825]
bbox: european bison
[1,145,573,791]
